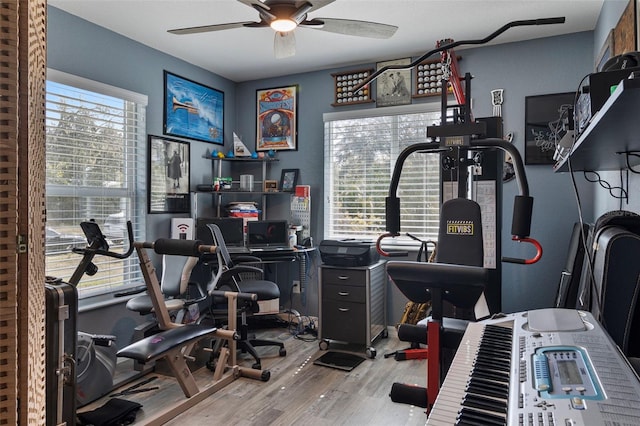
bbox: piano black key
[473,357,510,371]
[457,407,506,426]
[456,418,493,426]
[470,367,510,382]
[477,343,510,353]
[462,392,507,414]
[468,377,509,395]
[466,383,508,399]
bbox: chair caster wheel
[261,370,271,382]
[366,347,377,359]
[279,348,287,357]
[252,362,262,370]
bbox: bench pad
[117,324,216,363]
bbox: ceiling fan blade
[305,18,398,39]
[306,0,336,13]
[274,31,296,58]
[237,0,271,11]
[168,21,256,35]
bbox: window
[324,103,442,246]
[45,70,147,298]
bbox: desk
[233,247,316,293]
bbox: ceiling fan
[168,0,398,58]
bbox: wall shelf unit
[554,77,640,172]
[198,156,288,219]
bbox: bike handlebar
[72,220,135,259]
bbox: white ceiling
[49,0,604,82]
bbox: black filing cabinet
[318,260,387,356]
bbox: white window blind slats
[45,72,147,298]
[324,106,442,243]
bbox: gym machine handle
[503,237,543,265]
[379,138,543,265]
[376,233,409,257]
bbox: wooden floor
[85,325,431,425]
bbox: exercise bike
[68,220,135,406]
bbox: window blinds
[45,70,147,298]
[323,103,442,246]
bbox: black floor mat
[313,351,366,371]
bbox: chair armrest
[182,295,208,306]
[226,264,264,275]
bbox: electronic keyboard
[426,308,640,425]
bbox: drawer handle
[338,275,349,280]
[338,291,350,296]
[338,308,350,312]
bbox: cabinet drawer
[322,283,366,303]
[322,268,367,286]
[321,300,366,344]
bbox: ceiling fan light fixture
[270,18,297,32]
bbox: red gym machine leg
[426,319,441,411]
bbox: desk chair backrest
[205,223,259,292]
[209,224,234,267]
[161,255,199,297]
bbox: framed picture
[148,135,191,214]
[375,58,411,107]
[280,169,299,193]
[524,92,575,165]
[163,70,224,144]
[613,0,636,56]
[596,29,615,72]
[256,85,298,151]
[263,180,278,192]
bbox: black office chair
[205,223,286,370]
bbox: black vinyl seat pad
[117,324,217,364]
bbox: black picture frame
[148,135,191,214]
[524,92,575,165]
[280,169,299,193]
[163,70,224,145]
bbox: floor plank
[81,326,431,425]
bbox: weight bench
[116,238,270,425]
[118,324,226,397]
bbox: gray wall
[48,4,637,336]
[47,6,239,248]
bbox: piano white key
[427,323,485,425]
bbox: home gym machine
[354,17,555,412]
